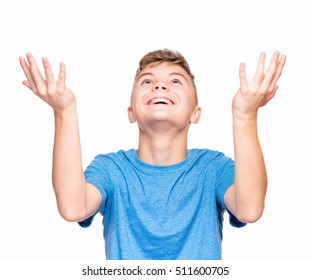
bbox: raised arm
[19,53,101,222]
[224,51,286,223]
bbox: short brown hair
[135,49,197,101]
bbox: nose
[153,82,169,91]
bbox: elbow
[235,208,264,224]
[58,207,87,223]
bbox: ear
[127,106,136,123]
[190,106,201,124]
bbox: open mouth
[147,97,175,105]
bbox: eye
[141,79,152,85]
[171,79,182,84]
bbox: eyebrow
[136,72,189,82]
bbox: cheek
[129,98,144,120]
[184,95,197,108]
[131,87,146,102]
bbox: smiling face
[128,62,201,131]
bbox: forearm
[19,54,92,221]
[233,116,267,221]
[52,109,86,221]
[229,51,285,222]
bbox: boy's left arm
[224,51,286,223]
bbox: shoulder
[188,148,231,161]
[90,149,135,163]
[84,150,135,173]
[187,148,234,172]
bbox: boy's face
[128,62,201,130]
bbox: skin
[228,51,286,222]
[19,51,286,223]
[19,54,101,222]
[128,62,201,165]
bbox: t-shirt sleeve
[78,156,109,228]
[216,155,246,228]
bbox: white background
[0,0,310,262]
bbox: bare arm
[225,51,286,223]
[19,53,101,222]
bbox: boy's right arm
[19,53,102,222]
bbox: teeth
[149,97,173,105]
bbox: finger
[56,62,66,92]
[19,56,38,92]
[261,86,278,107]
[42,57,56,94]
[26,53,47,93]
[239,62,247,92]
[42,57,55,83]
[22,80,32,90]
[260,51,280,89]
[253,52,266,83]
[268,54,286,92]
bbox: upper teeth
[149,97,173,105]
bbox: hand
[232,51,286,121]
[19,53,76,115]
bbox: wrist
[232,115,258,138]
[232,108,258,123]
[54,105,78,121]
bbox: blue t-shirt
[79,149,245,260]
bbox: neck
[137,127,188,166]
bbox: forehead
[135,62,189,80]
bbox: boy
[19,49,286,259]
